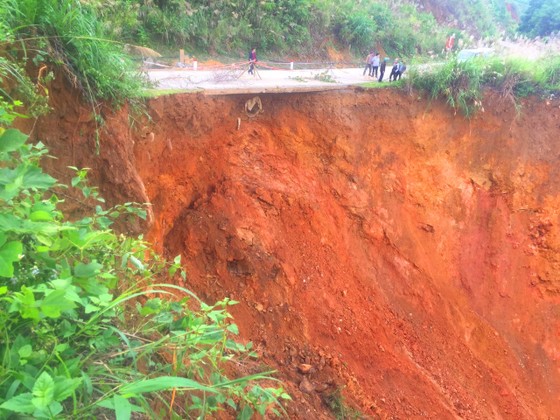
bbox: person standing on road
[397,61,406,80]
[389,59,400,81]
[363,51,374,76]
[378,57,388,82]
[371,52,380,77]
[248,47,257,75]
[445,33,456,55]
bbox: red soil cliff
[30,86,560,418]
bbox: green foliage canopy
[519,0,560,37]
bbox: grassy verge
[407,54,560,116]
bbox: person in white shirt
[370,52,380,77]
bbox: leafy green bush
[336,12,376,53]
[0,106,289,419]
[519,0,560,37]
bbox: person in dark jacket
[397,62,407,80]
[389,59,400,81]
[248,47,257,75]
[378,57,389,82]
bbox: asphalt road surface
[146,65,399,95]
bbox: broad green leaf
[41,289,77,318]
[53,378,82,402]
[74,261,102,278]
[0,392,35,414]
[227,323,239,335]
[29,210,53,222]
[31,202,56,213]
[9,287,40,321]
[238,404,254,420]
[0,213,64,236]
[84,303,99,313]
[49,278,72,289]
[120,376,217,396]
[32,372,55,409]
[0,128,28,153]
[33,401,62,419]
[54,343,68,352]
[22,166,56,190]
[18,344,32,359]
[2,165,24,183]
[0,285,7,295]
[66,229,113,250]
[114,395,132,420]
[96,398,144,413]
[0,240,22,277]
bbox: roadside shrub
[0,105,289,419]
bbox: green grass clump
[483,56,538,99]
[408,57,485,116]
[536,55,560,90]
[0,0,145,105]
[408,54,560,116]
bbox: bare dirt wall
[29,85,560,419]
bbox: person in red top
[445,33,456,53]
[248,47,257,75]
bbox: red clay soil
[27,83,560,419]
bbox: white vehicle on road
[457,48,494,62]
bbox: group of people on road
[246,46,407,82]
[388,59,406,81]
[363,51,406,82]
[363,51,381,77]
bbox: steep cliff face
[31,87,560,418]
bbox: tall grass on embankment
[0,0,144,106]
[407,54,560,116]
